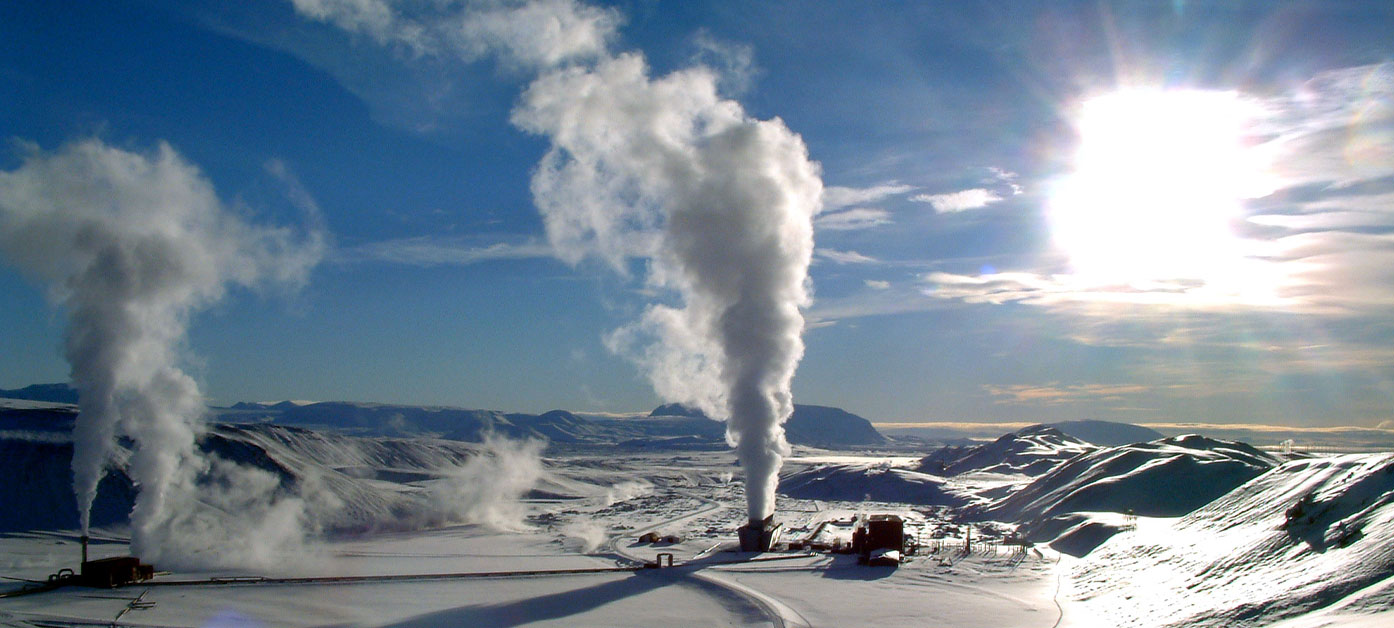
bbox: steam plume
[294,0,822,523]
[514,54,821,522]
[0,139,322,558]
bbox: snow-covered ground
[0,448,1067,627]
[3,414,1392,627]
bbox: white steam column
[0,140,321,563]
[516,55,821,535]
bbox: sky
[2,0,1393,428]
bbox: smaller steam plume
[420,436,546,531]
[0,139,323,565]
[559,517,608,553]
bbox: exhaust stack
[738,515,783,552]
[80,535,89,564]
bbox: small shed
[852,514,905,563]
[81,556,155,588]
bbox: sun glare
[1049,89,1275,292]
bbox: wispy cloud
[864,279,890,290]
[291,0,621,70]
[921,271,1299,310]
[814,207,893,231]
[336,236,553,266]
[983,383,1151,406]
[911,188,1004,213]
[815,248,876,264]
[821,182,913,212]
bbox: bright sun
[1049,89,1274,289]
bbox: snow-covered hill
[981,434,1280,524]
[1066,453,1394,628]
[777,463,975,506]
[1048,419,1164,447]
[917,424,1095,477]
[0,412,568,535]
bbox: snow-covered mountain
[1067,453,1394,628]
[212,399,886,448]
[917,424,1095,477]
[221,401,609,443]
[981,434,1280,524]
[1048,419,1164,446]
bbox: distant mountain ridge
[647,403,886,446]
[215,399,886,448]
[0,383,79,404]
[2,383,880,449]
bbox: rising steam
[513,55,821,524]
[293,0,822,524]
[0,139,323,562]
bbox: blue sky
[2,1,1393,428]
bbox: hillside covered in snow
[980,434,1280,524]
[1066,453,1394,628]
[917,424,1096,477]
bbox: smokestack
[80,535,89,565]
[738,514,783,552]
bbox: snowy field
[1,449,1066,627]
[3,419,1392,628]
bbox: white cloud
[814,207,892,231]
[815,248,876,264]
[864,279,890,290]
[983,383,1150,406]
[690,30,757,96]
[910,188,1004,212]
[821,182,913,212]
[292,0,621,70]
[986,166,1024,195]
[336,236,554,266]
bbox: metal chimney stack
[738,515,783,552]
[80,535,89,565]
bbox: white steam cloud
[559,517,608,553]
[0,139,323,564]
[421,436,545,531]
[296,0,822,524]
[514,55,821,523]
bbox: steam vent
[738,515,783,552]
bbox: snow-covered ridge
[1068,453,1394,628]
[982,434,1280,524]
[917,424,1096,477]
